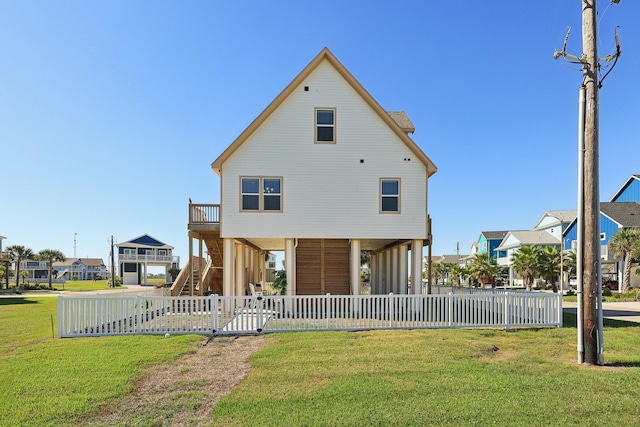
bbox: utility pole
[581,0,600,367]
[555,0,621,365]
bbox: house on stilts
[171,47,437,298]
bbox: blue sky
[1,1,639,266]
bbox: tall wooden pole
[581,0,600,365]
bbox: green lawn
[7,278,167,292]
[55,279,124,291]
[2,298,640,426]
[0,297,201,427]
[209,316,640,426]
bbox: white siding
[221,60,428,240]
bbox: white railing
[118,254,179,263]
[58,292,562,338]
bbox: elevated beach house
[117,235,179,285]
[176,48,437,297]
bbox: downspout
[577,85,586,364]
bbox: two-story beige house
[178,48,437,297]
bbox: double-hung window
[380,178,400,213]
[315,108,335,143]
[241,177,282,212]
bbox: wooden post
[581,0,600,366]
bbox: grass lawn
[2,298,640,426]
[211,313,640,426]
[55,279,125,292]
[0,297,201,427]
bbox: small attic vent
[304,86,309,91]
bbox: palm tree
[511,246,542,291]
[608,228,640,292]
[539,246,561,293]
[36,249,66,289]
[562,250,577,291]
[451,265,470,286]
[430,262,444,285]
[468,253,501,287]
[6,245,34,288]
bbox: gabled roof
[428,254,468,264]
[495,231,560,251]
[211,47,437,177]
[479,231,509,241]
[53,258,105,267]
[600,202,640,227]
[609,174,640,202]
[563,202,640,237]
[117,234,173,249]
[532,210,576,229]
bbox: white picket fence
[57,292,562,338]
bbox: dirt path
[81,335,268,426]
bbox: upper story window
[315,108,335,143]
[380,178,400,213]
[241,177,282,212]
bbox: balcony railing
[189,203,220,224]
[119,254,180,264]
[189,203,220,231]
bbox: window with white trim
[380,178,400,213]
[315,108,335,143]
[241,177,282,212]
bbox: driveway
[563,301,640,323]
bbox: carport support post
[412,240,423,295]
[222,238,234,312]
[350,239,360,296]
[399,244,408,294]
[284,238,295,315]
[351,239,360,315]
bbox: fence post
[448,293,453,327]
[389,293,394,328]
[136,295,141,334]
[57,296,63,338]
[211,294,217,334]
[504,293,511,330]
[557,293,563,328]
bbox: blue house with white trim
[476,231,508,261]
[562,175,640,290]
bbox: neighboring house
[16,259,49,280]
[483,211,574,287]
[563,201,640,289]
[183,47,437,297]
[532,210,576,236]
[610,174,640,203]
[427,254,469,284]
[476,231,509,260]
[495,230,561,286]
[264,252,277,283]
[428,254,468,267]
[117,234,179,286]
[53,258,108,281]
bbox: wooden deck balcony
[189,203,221,233]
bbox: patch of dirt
[82,335,268,427]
